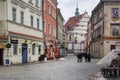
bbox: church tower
[75,4,79,16]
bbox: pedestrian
[84,53,88,62]
[87,53,91,62]
[76,53,82,62]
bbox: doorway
[0,49,3,65]
[22,44,28,63]
[110,45,115,51]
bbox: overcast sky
[57,0,100,22]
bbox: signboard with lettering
[11,40,18,44]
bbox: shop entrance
[22,44,28,63]
[0,49,3,65]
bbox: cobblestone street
[0,54,100,80]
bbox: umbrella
[96,49,120,66]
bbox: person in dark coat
[84,53,88,62]
[87,53,91,62]
[76,53,82,62]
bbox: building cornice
[0,36,8,40]
[92,0,120,15]
[103,36,120,40]
[9,31,44,42]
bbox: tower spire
[75,3,79,16]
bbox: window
[43,21,46,32]
[112,25,119,36]
[48,24,51,34]
[53,27,56,37]
[12,7,16,22]
[38,45,41,55]
[112,8,119,18]
[37,18,39,29]
[48,5,50,14]
[69,35,72,41]
[36,0,39,6]
[31,15,33,27]
[13,44,18,55]
[111,45,115,51]
[52,10,56,19]
[67,25,71,31]
[75,37,77,44]
[52,11,54,17]
[32,44,35,55]
[20,11,24,24]
[29,0,32,3]
[43,1,45,11]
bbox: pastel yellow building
[90,0,120,58]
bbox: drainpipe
[56,3,58,41]
[42,0,46,60]
[5,0,11,66]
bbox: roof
[64,14,83,31]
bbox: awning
[0,44,5,48]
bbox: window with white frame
[35,0,39,7]
[112,8,119,18]
[52,10,56,19]
[12,7,16,22]
[43,1,45,11]
[52,11,54,18]
[112,25,119,36]
[37,18,39,29]
[30,15,33,27]
[48,5,50,14]
[20,11,24,24]
[52,27,56,36]
[32,44,35,55]
[48,24,51,34]
[29,0,32,3]
[13,44,18,55]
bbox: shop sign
[0,44,5,48]
[6,43,11,48]
[11,40,18,44]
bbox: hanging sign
[11,40,18,44]
[6,43,11,48]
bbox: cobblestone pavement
[0,54,101,80]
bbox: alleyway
[0,54,101,80]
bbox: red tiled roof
[64,14,83,30]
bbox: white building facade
[0,0,44,65]
[74,12,90,53]
[65,6,90,54]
